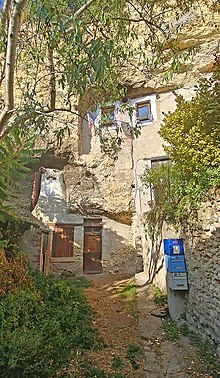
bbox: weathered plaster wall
[102,217,136,275]
[18,227,42,270]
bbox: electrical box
[163,239,184,256]
[167,272,188,290]
[164,254,186,273]
[164,238,188,291]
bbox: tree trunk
[0,0,26,137]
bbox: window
[131,94,157,127]
[136,101,153,122]
[52,224,74,258]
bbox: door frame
[83,219,102,274]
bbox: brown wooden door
[83,226,102,273]
[52,224,74,258]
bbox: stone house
[24,83,209,279]
[17,2,219,280]
[16,4,220,355]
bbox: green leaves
[159,63,220,178]
[142,62,220,229]
[0,272,101,377]
[0,127,36,221]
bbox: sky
[0,0,4,11]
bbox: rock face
[120,6,220,94]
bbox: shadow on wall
[143,219,164,284]
[32,196,71,224]
[102,226,137,275]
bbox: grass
[162,319,180,341]
[153,286,167,306]
[116,278,139,318]
[126,344,141,370]
[84,365,126,378]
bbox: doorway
[83,219,102,274]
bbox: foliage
[159,56,220,178]
[126,344,141,370]
[142,59,220,231]
[153,286,167,307]
[0,249,30,296]
[162,319,180,341]
[0,126,38,220]
[0,272,102,377]
[84,365,126,378]
[0,0,217,215]
[63,274,91,288]
[0,218,31,251]
[0,0,216,139]
[111,356,123,372]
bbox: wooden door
[83,226,102,273]
[52,224,74,258]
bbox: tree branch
[46,45,56,111]
[1,0,11,33]
[0,0,26,134]
[67,0,96,33]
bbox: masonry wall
[140,188,220,353]
[184,189,220,353]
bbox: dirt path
[84,273,219,378]
[84,273,145,377]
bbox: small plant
[85,366,109,378]
[126,344,141,370]
[178,322,190,336]
[117,278,139,317]
[162,320,180,341]
[186,331,220,376]
[153,286,167,306]
[111,356,123,372]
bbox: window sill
[50,257,74,263]
[137,119,154,126]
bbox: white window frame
[87,95,157,130]
[130,94,157,127]
[93,101,121,130]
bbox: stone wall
[184,189,220,352]
[138,187,220,352]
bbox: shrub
[0,272,102,377]
[0,249,30,296]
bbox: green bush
[0,272,102,377]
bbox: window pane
[137,103,150,117]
